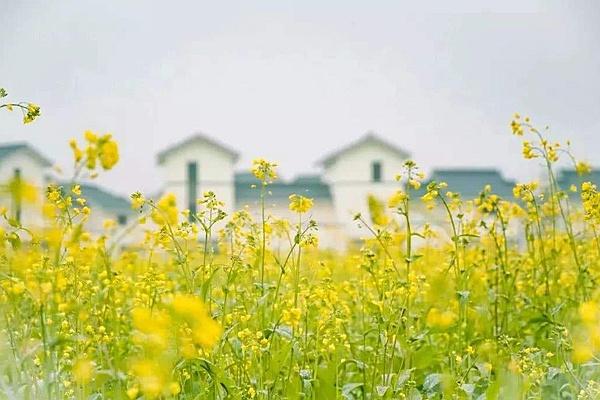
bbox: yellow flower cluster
[170,294,222,349]
[251,158,278,183]
[2,117,600,398]
[576,161,592,176]
[23,103,41,124]
[513,181,539,202]
[388,189,407,208]
[69,130,120,173]
[367,194,389,226]
[426,307,457,329]
[288,194,313,213]
[151,193,179,226]
[581,182,600,224]
[129,295,221,398]
[1,89,40,124]
[572,300,600,364]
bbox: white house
[154,132,413,247]
[154,132,414,248]
[157,133,238,221]
[0,142,133,235]
[0,143,52,226]
[154,130,519,248]
[0,132,525,249]
[318,132,411,238]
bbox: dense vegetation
[2,91,600,399]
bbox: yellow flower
[86,145,97,170]
[388,190,407,208]
[99,135,119,170]
[513,182,538,202]
[84,130,98,143]
[408,179,421,190]
[130,359,167,399]
[131,307,171,351]
[131,192,145,209]
[126,387,139,399]
[522,141,537,159]
[171,294,207,317]
[426,308,457,329]
[191,319,222,349]
[103,219,116,230]
[367,194,389,226]
[69,139,83,163]
[580,301,598,326]
[288,194,313,213]
[576,161,592,176]
[169,382,181,395]
[282,307,302,327]
[23,103,40,124]
[72,358,94,384]
[170,294,222,350]
[151,193,179,226]
[251,158,278,183]
[572,341,594,364]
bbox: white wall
[0,149,49,227]
[159,139,236,221]
[323,140,408,238]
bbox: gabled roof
[0,142,53,168]
[427,168,515,199]
[318,132,410,168]
[234,172,331,204]
[77,182,132,213]
[556,168,600,191]
[157,132,239,165]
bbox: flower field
[2,113,600,399]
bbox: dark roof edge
[157,132,240,165]
[0,142,53,167]
[316,132,411,167]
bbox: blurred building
[155,132,519,248]
[0,142,132,236]
[2,133,590,249]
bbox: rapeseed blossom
[251,158,278,183]
[151,193,179,226]
[1,119,600,399]
[288,194,313,213]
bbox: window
[371,161,382,182]
[13,168,22,222]
[187,161,198,221]
[117,214,128,226]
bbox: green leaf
[423,373,442,393]
[395,369,413,390]
[273,325,292,340]
[376,385,389,397]
[408,387,423,400]
[342,382,363,399]
[201,267,220,301]
[461,383,475,396]
[8,233,21,250]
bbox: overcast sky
[1,1,599,196]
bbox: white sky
[1,0,599,195]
